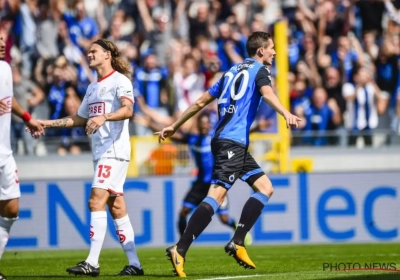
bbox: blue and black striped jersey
[187,134,213,183]
[208,58,272,146]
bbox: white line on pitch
[197,274,266,280]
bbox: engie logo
[8,172,400,249]
[88,102,105,117]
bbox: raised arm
[384,0,400,25]
[155,91,216,142]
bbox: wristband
[22,112,32,122]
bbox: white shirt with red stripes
[78,70,134,161]
[0,60,13,165]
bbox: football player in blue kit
[176,113,252,246]
[156,32,301,277]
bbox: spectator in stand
[18,0,38,78]
[187,1,215,47]
[62,0,99,53]
[134,52,170,135]
[173,55,205,116]
[97,0,121,37]
[216,23,247,72]
[331,34,364,83]
[36,0,59,60]
[295,87,342,146]
[58,95,89,155]
[343,67,385,146]
[47,56,77,122]
[11,64,45,155]
[2,0,400,155]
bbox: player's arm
[39,114,88,128]
[85,97,133,135]
[171,92,215,131]
[155,92,216,142]
[36,90,89,130]
[10,96,45,136]
[261,86,301,128]
[256,67,301,128]
[103,98,133,121]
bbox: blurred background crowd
[1,0,400,156]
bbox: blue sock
[251,192,270,206]
[227,217,236,230]
[203,196,219,213]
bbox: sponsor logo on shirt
[88,102,106,117]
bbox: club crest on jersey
[100,87,106,97]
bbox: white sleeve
[342,83,355,97]
[116,76,134,104]
[77,88,90,119]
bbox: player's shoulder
[86,81,96,91]
[256,65,271,76]
[0,60,11,72]
[114,71,132,84]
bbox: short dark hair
[198,113,210,122]
[246,32,272,57]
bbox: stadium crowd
[1,0,400,155]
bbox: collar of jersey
[97,70,116,83]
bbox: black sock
[227,217,236,230]
[232,197,264,246]
[178,215,187,236]
[176,202,214,257]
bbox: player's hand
[85,115,106,135]
[283,111,302,129]
[154,126,175,143]
[0,100,9,115]
[25,119,45,139]
[327,98,339,112]
[134,114,150,127]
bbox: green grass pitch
[2,243,400,279]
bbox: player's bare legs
[226,175,274,269]
[0,199,19,261]
[108,196,143,276]
[86,188,110,265]
[0,158,22,280]
[66,187,109,277]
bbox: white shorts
[0,156,21,201]
[92,158,129,196]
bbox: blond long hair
[95,39,132,80]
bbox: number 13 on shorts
[92,158,129,195]
[97,164,112,178]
